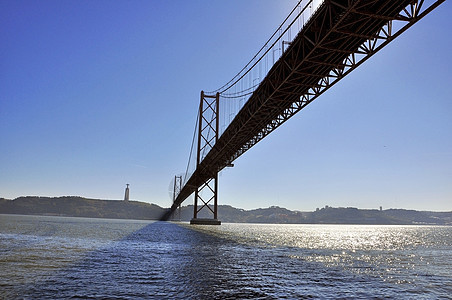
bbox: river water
[0,214,451,299]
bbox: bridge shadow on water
[16,221,404,299]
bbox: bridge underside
[164,0,444,219]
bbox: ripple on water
[1,216,451,299]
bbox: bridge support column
[172,175,182,221]
[190,91,221,225]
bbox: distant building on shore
[124,184,130,202]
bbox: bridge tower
[190,91,221,225]
[172,175,182,221]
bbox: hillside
[173,205,452,225]
[1,197,451,225]
[0,196,166,220]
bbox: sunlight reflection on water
[1,215,451,299]
[187,223,452,286]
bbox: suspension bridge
[163,0,445,224]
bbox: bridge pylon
[172,175,182,221]
[190,91,221,225]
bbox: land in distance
[1,196,451,225]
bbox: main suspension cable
[183,109,200,185]
[206,0,306,96]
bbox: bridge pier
[190,218,221,225]
[190,91,221,225]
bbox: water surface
[1,215,451,299]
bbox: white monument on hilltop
[124,184,130,202]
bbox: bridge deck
[169,0,430,212]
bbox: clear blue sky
[1,1,451,211]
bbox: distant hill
[0,196,166,220]
[173,205,452,225]
[1,197,451,225]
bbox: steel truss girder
[169,0,444,214]
[248,0,444,150]
[217,0,444,166]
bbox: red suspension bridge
[163,0,446,224]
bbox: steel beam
[165,0,445,219]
